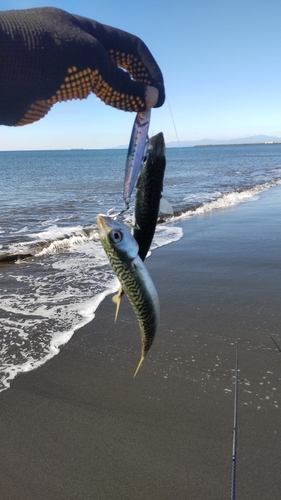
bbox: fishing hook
[106,204,130,220]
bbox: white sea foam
[6,225,86,255]
[152,225,183,250]
[6,225,100,258]
[0,239,117,391]
[0,223,183,392]
[177,179,281,220]
[34,230,99,256]
[30,224,84,242]
[183,191,222,204]
[0,286,118,392]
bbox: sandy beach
[1,185,281,500]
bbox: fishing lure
[123,109,151,207]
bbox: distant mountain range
[115,135,281,149]
[165,135,281,148]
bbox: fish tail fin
[112,288,124,323]
[134,354,145,378]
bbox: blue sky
[1,0,281,150]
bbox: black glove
[0,7,165,126]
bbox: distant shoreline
[195,142,281,147]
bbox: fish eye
[111,230,123,243]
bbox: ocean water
[1,144,281,391]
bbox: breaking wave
[167,178,281,221]
[0,227,100,264]
[1,178,281,265]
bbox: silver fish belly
[97,215,159,376]
[123,109,151,206]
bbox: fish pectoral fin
[112,288,124,323]
[159,197,174,215]
[134,354,145,378]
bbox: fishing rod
[231,341,239,500]
[270,336,281,353]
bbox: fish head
[147,132,165,158]
[97,215,139,261]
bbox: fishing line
[167,95,214,273]
[231,341,239,500]
[166,95,183,158]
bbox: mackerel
[133,132,166,260]
[97,215,159,377]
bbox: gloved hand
[0,7,165,126]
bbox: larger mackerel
[97,215,160,377]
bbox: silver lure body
[123,109,151,206]
[97,215,159,375]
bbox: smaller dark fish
[133,131,166,260]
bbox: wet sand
[1,185,281,500]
